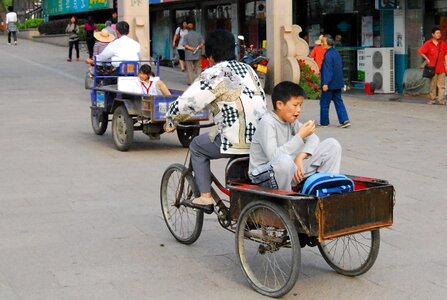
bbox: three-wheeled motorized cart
[88,59,207,151]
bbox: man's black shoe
[181,198,214,214]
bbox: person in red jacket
[310,35,326,71]
[418,27,447,105]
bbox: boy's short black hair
[116,21,129,35]
[205,30,236,63]
[272,81,305,109]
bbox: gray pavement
[0,39,446,300]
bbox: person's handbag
[422,47,440,78]
[173,33,180,47]
[422,65,435,78]
[173,27,180,47]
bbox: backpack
[301,173,354,197]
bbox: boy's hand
[293,154,306,183]
[298,120,316,139]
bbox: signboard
[149,0,183,3]
[43,0,112,16]
[375,0,397,10]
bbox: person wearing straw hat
[93,21,141,68]
[309,34,326,71]
[85,29,115,75]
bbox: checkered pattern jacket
[166,60,267,155]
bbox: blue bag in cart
[301,173,354,197]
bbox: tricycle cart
[88,59,207,151]
[160,125,395,298]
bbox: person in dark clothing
[319,34,351,128]
[110,11,118,24]
[84,16,97,59]
[65,16,80,62]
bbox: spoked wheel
[177,122,200,148]
[160,164,203,245]
[91,109,108,135]
[112,105,134,151]
[318,230,380,276]
[235,200,300,298]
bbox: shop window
[205,4,232,32]
[241,1,266,49]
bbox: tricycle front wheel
[318,230,380,276]
[112,105,134,151]
[235,200,300,298]
[160,164,203,245]
[91,110,108,135]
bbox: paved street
[0,39,446,300]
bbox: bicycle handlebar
[177,122,215,129]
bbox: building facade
[149,0,266,64]
[40,0,447,93]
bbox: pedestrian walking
[172,20,188,72]
[418,27,447,105]
[65,16,80,62]
[182,22,204,85]
[84,16,97,59]
[319,34,350,128]
[5,6,18,46]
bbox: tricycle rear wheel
[112,105,134,151]
[91,110,108,135]
[177,122,200,148]
[235,200,300,298]
[318,230,380,276]
[160,164,203,245]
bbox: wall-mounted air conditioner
[365,48,395,93]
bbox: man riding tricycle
[160,30,395,298]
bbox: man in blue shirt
[319,34,351,128]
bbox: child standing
[249,81,342,191]
[138,64,171,96]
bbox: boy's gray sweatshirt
[249,111,319,173]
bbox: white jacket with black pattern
[165,60,267,155]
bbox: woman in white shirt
[172,20,188,72]
[138,64,171,96]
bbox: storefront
[293,0,447,92]
[293,0,382,84]
[149,0,266,63]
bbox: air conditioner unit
[365,48,395,93]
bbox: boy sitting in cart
[249,81,342,191]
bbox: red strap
[141,80,153,94]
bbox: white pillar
[118,0,150,60]
[266,0,293,91]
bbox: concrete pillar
[118,0,150,60]
[266,0,292,91]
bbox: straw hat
[94,29,115,43]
